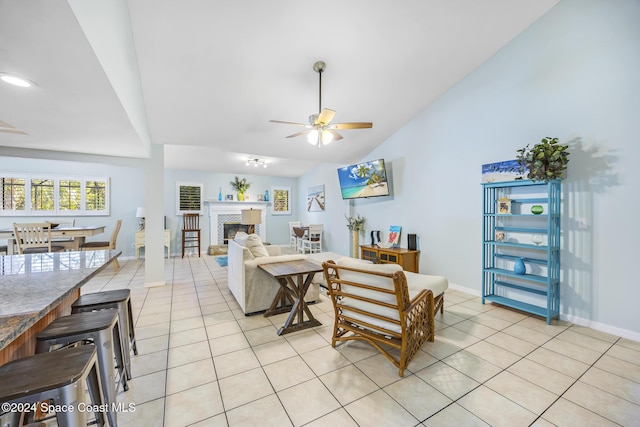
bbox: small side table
[259,260,323,335]
[135,229,171,258]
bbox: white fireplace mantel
[205,200,270,245]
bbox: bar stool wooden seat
[0,346,106,427]
[36,310,127,427]
[71,289,137,380]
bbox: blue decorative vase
[514,257,526,275]
[264,190,269,202]
[218,187,222,201]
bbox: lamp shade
[136,207,146,218]
[241,209,262,225]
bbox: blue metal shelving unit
[482,179,561,324]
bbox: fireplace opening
[224,222,250,244]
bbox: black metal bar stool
[0,345,106,427]
[71,289,137,381]
[36,310,127,427]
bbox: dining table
[292,226,308,239]
[0,249,121,366]
[0,225,106,254]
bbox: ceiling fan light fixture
[307,129,319,145]
[270,60,372,147]
[321,130,334,145]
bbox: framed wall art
[498,197,512,214]
[307,185,325,212]
[271,186,291,215]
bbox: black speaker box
[407,234,417,250]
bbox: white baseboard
[144,280,166,288]
[448,283,481,297]
[446,283,640,343]
[561,313,640,343]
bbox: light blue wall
[298,0,640,339]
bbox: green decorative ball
[531,205,544,215]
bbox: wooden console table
[360,245,420,273]
[135,229,171,259]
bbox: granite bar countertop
[0,250,121,350]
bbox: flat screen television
[337,158,390,200]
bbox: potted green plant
[516,137,570,182]
[230,176,251,201]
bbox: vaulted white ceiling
[0,0,559,177]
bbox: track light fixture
[246,158,267,168]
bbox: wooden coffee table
[259,260,323,335]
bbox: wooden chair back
[182,214,201,257]
[183,213,200,231]
[108,219,122,249]
[13,222,56,254]
[322,259,435,376]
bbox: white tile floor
[80,255,640,427]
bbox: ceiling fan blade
[326,129,343,141]
[269,120,307,127]
[315,109,336,126]
[330,122,373,130]
[285,129,312,138]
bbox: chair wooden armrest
[322,260,437,376]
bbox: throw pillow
[246,234,269,258]
[234,231,249,246]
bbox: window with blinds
[176,182,203,215]
[1,174,109,216]
[271,186,291,215]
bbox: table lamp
[241,209,262,234]
[136,207,146,230]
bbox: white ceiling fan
[270,61,372,147]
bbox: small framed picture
[495,231,506,242]
[226,194,234,201]
[498,197,511,214]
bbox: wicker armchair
[322,259,435,376]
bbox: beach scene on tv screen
[338,159,389,199]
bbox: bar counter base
[0,290,79,365]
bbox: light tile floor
[80,256,640,427]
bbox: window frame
[0,173,110,216]
[176,182,203,215]
[271,186,292,215]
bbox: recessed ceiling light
[0,73,36,88]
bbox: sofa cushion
[404,271,448,299]
[337,257,401,274]
[245,234,269,258]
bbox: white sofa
[227,233,321,315]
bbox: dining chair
[182,213,201,258]
[49,218,76,250]
[288,221,301,249]
[300,224,323,253]
[80,219,122,269]
[13,223,66,254]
